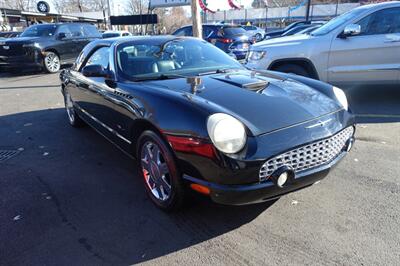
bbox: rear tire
[274,64,310,78]
[64,90,85,128]
[137,130,185,211]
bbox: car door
[54,25,75,61]
[73,46,119,141]
[69,24,88,59]
[328,7,400,86]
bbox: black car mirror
[82,64,109,78]
[57,32,67,40]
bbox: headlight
[333,86,348,111]
[248,50,266,61]
[22,43,39,48]
[207,113,246,154]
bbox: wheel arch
[129,119,169,158]
[269,58,320,80]
[43,48,61,60]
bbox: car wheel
[274,64,310,78]
[64,91,85,127]
[43,51,61,73]
[138,130,185,211]
[255,33,262,42]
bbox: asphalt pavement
[0,71,399,265]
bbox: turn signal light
[190,184,210,195]
[166,135,216,159]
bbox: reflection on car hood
[145,70,341,136]
[2,37,42,44]
[252,34,312,49]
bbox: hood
[252,34,312,49]
[144,70,341,136]
[1,36,43,44]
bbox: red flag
[228,0,241,9]
[199,0,216,13]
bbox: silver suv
[246,1,400,87]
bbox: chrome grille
[259,127,354,182]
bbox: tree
[252,0,267,8]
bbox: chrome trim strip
[75,105,132,144]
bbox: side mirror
[57,32,66,40]
[82,64,109,78]
[341,24,361,38]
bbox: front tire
[43,51,61,73]
[137,130,185,211]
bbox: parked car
[0,31,21,39]
[295,25,321,35]
[246,1,400,87]
[172,24,253,60]
[280,23,324,37]
[264,20,326,40]
[102,30,132,38]
[0,23,101,73]
[242,25,265,41]
[60,36,355,211]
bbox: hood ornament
[186,76,204,94]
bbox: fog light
[271,166,294,188]
[277,172,288,187]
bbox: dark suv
[0,23,101,73]
[172,24,253,60]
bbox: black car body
[60,36,355,211]
[265,21,326,39]
[172,24,253,60]
[0,23,101,73]
[280,23,324,37]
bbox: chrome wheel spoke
[141,140,172,202]
[160,176,171,194]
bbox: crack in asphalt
[34,174,108,263]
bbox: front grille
[0,45,25,56]
[259,127,354,182]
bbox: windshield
[21,24,57,37]
[311,8,367,36]
[103,33,120,38]
[117,38,243,80]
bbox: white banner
[150,0,191,8]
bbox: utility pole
[305,0,311,22]
[191,0,202,38]
[107,0,112,30]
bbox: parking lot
[0,71,399,265]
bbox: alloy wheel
[140,141,172,202]
[44,52,60,73]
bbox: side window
[203,27,214,39]
[174,27,187,36]
[122,32,129,36]
[357,8,400,35]
[84,47,110,70]
[83,24,101,38]
[57,25,72,38]
[69,24,84,38]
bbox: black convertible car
[60,36,355,211]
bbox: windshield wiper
[132,73,189,82]
[198,68,239,76]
